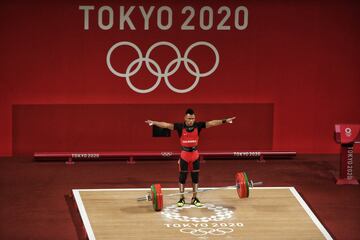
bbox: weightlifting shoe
[191,197,203,207]
[177,197,185,207]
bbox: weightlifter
[145,108,235,207]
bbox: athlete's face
[184,114,195,126]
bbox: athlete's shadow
[119,205,157,214]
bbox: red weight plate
[243,172,250,198]
[154,184,163,211]
[150,184,157,211]
[235,172,246,198]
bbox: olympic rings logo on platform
[106,41,219,94]
[180,227,234,236]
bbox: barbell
[137,172,263,211]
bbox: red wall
[13,104,273,155]
[1,0,360,156]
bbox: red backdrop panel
[12,104,273,156]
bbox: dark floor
[0,155,359,240]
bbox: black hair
[185,108,195,115]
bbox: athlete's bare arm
[206,117,236,128]
[145,120,174,130]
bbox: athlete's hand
[145,120,154,126]
[226,117,236,124]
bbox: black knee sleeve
[191,171,199,184]
[179,172,187,184]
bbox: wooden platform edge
[72,190,96,240]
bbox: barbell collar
[137,194,151,202]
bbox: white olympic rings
[180,227,234,236]
[106,41,219,93]
[161,152,174,157]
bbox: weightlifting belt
[181,146,198,152]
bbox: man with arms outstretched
[145,108,235,207]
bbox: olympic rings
[180,227,234,236]
[106,41,220,93]
[161,152,174,157]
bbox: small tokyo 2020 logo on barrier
[106,41,219,94]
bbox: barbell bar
[137,172,263,211]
